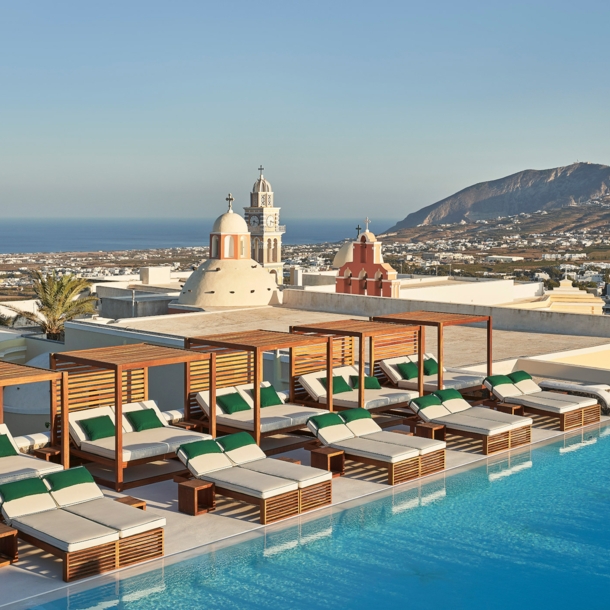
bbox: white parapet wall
[283,289,610,338]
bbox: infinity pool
[29,427,610,610]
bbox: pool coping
[2,419,608,609]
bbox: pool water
[31,428,610,610]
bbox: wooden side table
[309,447,345,477]
[0,524,18,568]
[178,479,215,516]
[115,496,147,510]
[415,422,446,440]
[33,446,62,463]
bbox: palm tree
[0,312,15,327]
[3,271,98,340]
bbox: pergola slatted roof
[54,343,210,370]
[0,361,62,386]
[290,319,420,337]
[372,311,490,327]
[291,318,424,404]
[0,362,63,426]
[372,310,493,388]
[185,330,334,443]
[188,330,329,351]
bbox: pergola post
[115,365,124,491]
[184,359,191,421]
[61,372,70,469]
[487,317,493,377]
[254,349,262,445]
[0,386,3,425]
[289,347,295,403]
[209,353,216,437]
[417,326,424,397]
[358,333,365,409]
[326,337,333,412]
[437,324,444,391]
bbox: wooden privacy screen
[187,346,254,419]
[51,363,146,443]
[290,336,354,405]
[370,328,419,381]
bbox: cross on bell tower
[226,193,234,211]
[258,165,264,178]
[364,217,371,232]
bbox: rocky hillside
[388,162,610,231]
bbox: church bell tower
[243,165,285,284]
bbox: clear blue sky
[1,1,609,221]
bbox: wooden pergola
[0,362,64,441]
[371,311,492,390]
[290,319,424,408]
[185,330,336,444]
[51,343,213,489]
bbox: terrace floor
[2,414,608,609]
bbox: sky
[1,1,609,222]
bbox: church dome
[211,209,249,234]
[332,242,354,269]
[252,176,272,193]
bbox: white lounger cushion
[318,423,354,445]
[49,482,104,507]
[0,454,63,485]
[117,400,169,432]
[432,413,516,435]
[69,407,116,447]
[12,510,119,552]
[344,417,382,437]
[442,398,472,414]
[416,404,452,420]
[81,431,171,462]
[298,366,359,401]
[331,437,419,463]
[64,497,166,538]
[0,424,20,453]
[178,448,234,477]
[196,387,250,418]
[240,459,332,488]
[1,490,57,522]
[224,442,267,466]
[505,394,594,413]
[212,404,327,433]
[465,407,533,426]
[513,379,543,395]
[484,380,524,401]
[204,467,298,500]
[132,427,211,452]
[398,371,485,392]
[363,432,446,454]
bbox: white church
[176,167,284,310]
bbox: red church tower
[335,219,400,298]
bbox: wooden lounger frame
[498,401,601,432]
[18,527,164,582]
[50,343,213,491]
[184,330,339,444]
[442,422,532,455]
[290,319,425,412]
[372,311,493,395]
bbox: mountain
[387,162,610,231]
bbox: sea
[0,218,398,254]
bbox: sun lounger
[536,380,610,415]
[0,467,165,582]
[380,355,485,392]
[409,389,532,455]
[307,411,435,484]
[69,402,211,463]
[177,432,332,523]
[299,365,416,413]
[484,372,601,431]
[335,409,446,476]
[0,424,63,484]
[196,382,327,435]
